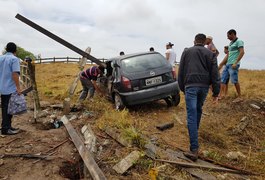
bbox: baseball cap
[166,42,174,46]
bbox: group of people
[1,30,245,165]
[178,29,244,161]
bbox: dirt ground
[1,94,265,179]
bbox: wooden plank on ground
[145,144,216,180]
[165,149,217,179]
[61,115,106,180]
[105,127,132,147]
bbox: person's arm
[232,47,244,69]
[178,50,186,93]
[218,54,228,70]
[12,72,21,94]
[211,55,220,97]
[91,80,104,96]
[165,52,170,60]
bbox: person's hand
[232,63,237,69]
[16,87,22,95]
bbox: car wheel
[164,97,173,107]
[172,94,180,106]
[114,93,125,110]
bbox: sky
[0,0,264,70]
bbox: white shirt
[165,48,176,67]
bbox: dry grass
[34,63,265,177]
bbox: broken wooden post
[27,61,41,122]
[63,97,71,115]
[61,116,106,180]
[113,150,141,174]
[68,47,91,97]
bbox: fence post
[67,56,69,63]
[27,61,41,122]
[53,57,55,63]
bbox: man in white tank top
[165,42,177,67]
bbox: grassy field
[34,63,265,178]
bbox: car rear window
[121,53,168,73]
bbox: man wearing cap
[206,36,219,57]
[165,42,177,67]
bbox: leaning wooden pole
[15,14,105,68]
[61,116,107,180]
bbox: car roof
[106,51,161,62]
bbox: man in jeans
[178,34,220,161]
[220,29,245,103]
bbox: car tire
[172,94,180,106]
[164,97,173,107]
[114,93,125,110]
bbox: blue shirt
[0,52,20,95]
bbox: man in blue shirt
[0,42,21,135]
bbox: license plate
[145,76,162,86]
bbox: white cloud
[0,0,264,69]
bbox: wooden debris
[33,151,57,164]
[105,127,132,147]
[165,149,217,180]
[156,122,174,131]
[50,104,63,109]
[5,137,21,145]
[1,153,55,160]
[68,47,91,96]
[61,115,107,180]
[232,116,251,134]
[250,104,261,110]
[63,97,71,115]
[33,139,68,164]
[81,124,97,153]
[113,150,141,174]
[155,159,243,174]
[199,155,258,176]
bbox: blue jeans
[221,64,240,84]
[79,78,95,101]
[185,87,209,151]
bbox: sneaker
[184,150,198,161]
[1,129,19,135]
[11,127,20,131]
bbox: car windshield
[121,53,168,73]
